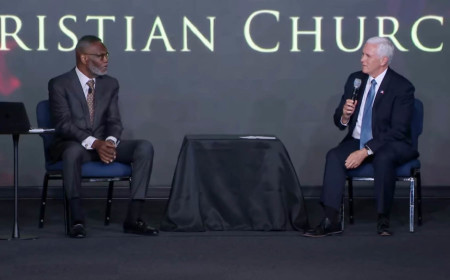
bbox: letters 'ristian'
[0,12,444,53]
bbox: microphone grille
[354,78,362,89]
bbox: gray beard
[88,64,107,76]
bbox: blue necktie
[360,79,377,149]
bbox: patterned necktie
[86,79,95,125]
[360,79,377,149]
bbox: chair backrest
[411,98,424,151]
[36,100,54,164]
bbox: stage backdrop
[0,0,449,190]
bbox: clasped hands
[92,139,116,164]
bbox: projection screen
[0,0,448,191]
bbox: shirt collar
[75,67,95,89]
[370,68,388,86]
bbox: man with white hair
[304,37,419,237]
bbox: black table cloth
[161,135,308,231]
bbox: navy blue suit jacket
[333,67,416,155]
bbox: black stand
[0,134,37,240]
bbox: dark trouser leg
[61,142,97,224]
[69,198,83,224]
[372,142,418,215]
[116,140,154,222]
[126,200,144,222]
[373,150,396,215]
[320,138,360,221]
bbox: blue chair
[36,100,132,234]
[346,98,423,232]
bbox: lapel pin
[380,90,385,95]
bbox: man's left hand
[345,149,368,169]
[92,140,117,164]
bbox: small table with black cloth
[161,135,308,231]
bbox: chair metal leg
[416,170,422,226]
[409,178,415,233]
[38,173,49,228]
[105,181,114,225]
[347,178,354,224]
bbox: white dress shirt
[75,67,117,150]
[352,69,387,141]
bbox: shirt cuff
[340,116,349,126]
[106,136,119,147]
[364,144,374,155]
[82,136,97,150]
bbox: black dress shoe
[123,219,159,236]
[303,217,342,237]
[69,223,86,238]
[377,214,392,236]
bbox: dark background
[0,0,449,189]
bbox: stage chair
[346,98,423,232]
[36,100,132,234]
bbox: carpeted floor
[1,198,449,280]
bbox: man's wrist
[91,139,99,149]
[340,116,349,125]
[364,144,373,155]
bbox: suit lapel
[69,69,91,126]
[373,68,392,111]
[92,76,106,128]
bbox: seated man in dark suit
[304,36,418,237]
[48,35,158,238]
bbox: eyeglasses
[84,52,109,60]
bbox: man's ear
[81,54,88,64]
[380,56,389,67]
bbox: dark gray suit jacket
[48,68,123,160]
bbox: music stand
[0,102,37,240]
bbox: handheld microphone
[351,78,362,102]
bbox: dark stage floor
[1,198,450,280]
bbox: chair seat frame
[38,170,131,234]
[346,168,422,232]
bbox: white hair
[366,36,394,64]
